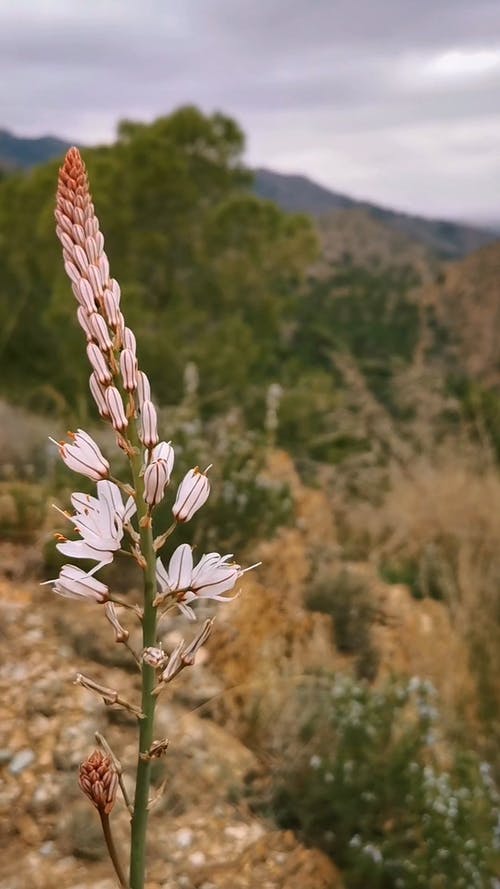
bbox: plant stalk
[99,810,129,889]
[128,442,159,889]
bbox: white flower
[52,429,110,481]
[156,544,258,619]
[158,543,193,592]
[45,564,108,603]
[140,400,159,448]
[172,467,211,523]
[191,552,240,598]
[56,480,136,571]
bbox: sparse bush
[259,673,500,889]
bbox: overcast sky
[1,0,500,221]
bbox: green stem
[99,811,128,889]
[128,441,158,889]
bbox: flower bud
[64,259,80,284]
[77,306,93,341]
[136,371,151,409]
[142,647,167,668]
[143,459,170,506]
[105,386,128,433]
[85,235,98,263]
[89,372,110,418]
[123,327,136,355]
[73,222,86,245]
[88,264,104,299]
[172,467,211,523]
[140,400,159,448]
[109,278,121,305]
[86,342,112,384]
[103,287,120,327]
[79,750,118,814]
[120,348,138,392]
[89,313,113,352]
[76,277,97,313]
[99,252,110,285]
[151,440,174,471]
[73,244,89,275]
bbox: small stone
[9,748,35,775]
[189,850,206,867]
[176,827,194,848]
[39,841,55,857]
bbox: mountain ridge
[0,126,497,261]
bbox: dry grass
[344,449,500,762]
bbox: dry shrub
[347,451,500,764]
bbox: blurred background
[1,2,500,887]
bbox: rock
[9,748,35,775]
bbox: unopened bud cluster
[79,750,118,814]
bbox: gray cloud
[1,0,500,218]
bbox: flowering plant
[44,149,257,888]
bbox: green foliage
[448,375,500,461]
[264,674,500,889]
[0,107,317,421]
[293,263,420,414]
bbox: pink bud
[99,253,110,285]
[77,307,93,341]
[103,288,120,327]
[120,349,138,392]
[76,278,98,313]
[89,372,110,417]
[85,235,99,264]
[88,264,103,299]
[89,313,113,351]
[64,260,80,284]
[73,244,89,275]
[86,342,112,384]
[143,459,171,506]
[172,467,211,523]
[72,223,86,245]
[136,371,151,409]
[140,400,159,448]
[123,328,136,355]
[105,387,128,433]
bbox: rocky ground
[0,552,343,889]
[0,452,477,889]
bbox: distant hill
[0,129,71,171]
[254,168,498,260]
[1,127,497,262]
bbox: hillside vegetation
[1,106,500,887]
